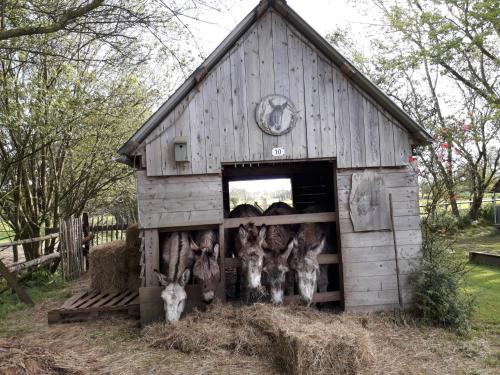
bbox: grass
[0,222,14,242]
[452,223,500,336]
[0,271,69,321]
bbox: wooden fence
[1,213,134,288]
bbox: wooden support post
[218,224,226,302]
[143,229,159,287]
[389,193,403,309]
[0,259,34,306]
[82,213,90,271]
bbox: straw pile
[144,303,373,375]
[0,340,81,375]
[89,224,141,294]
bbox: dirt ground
[0,276,498,375]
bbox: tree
[327,0,500,219]
[0,1,220,259]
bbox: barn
[118,0,432,324]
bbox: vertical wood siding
[144,10,412,176]
[337,167,422,311]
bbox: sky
[185,0,376,59]
[230,178,292,193]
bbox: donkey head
[154,268,190,323]
[263,243,293,304]
[267,99,289,132]
[289,235,326,306]
[191,238,220,303]
[237,223,267,290]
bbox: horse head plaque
[255,95,297,136]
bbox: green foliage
[478,203,495,224]
[0,270,67,320]
[411,217,475,335]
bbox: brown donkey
[262,202,297,304]
[229,204,266,295]
[190,229,220,303]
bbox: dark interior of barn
[222,160,341,306]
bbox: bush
[478,203,495,224]
[411,217,475,335]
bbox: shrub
[411,217,475,335]
[478,203,494,224]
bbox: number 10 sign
[272,147,285,157]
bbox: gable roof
[118,0,432,157]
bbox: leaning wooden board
[48,290,139,324]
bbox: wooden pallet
[48,290,139,324]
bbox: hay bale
[125,224,141,290]
[0,340,81,375]
[89,240,128,293]
[144,304,373,375]
[89,224,141,294]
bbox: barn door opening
[221,160,343,309]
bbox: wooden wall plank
[217,58,236,163]
[258,11,278,158]
[230,41,250,162]
[174,97,192,175]
[145,126,163,176]
[341,245,422,263]
[378,112,396,166]
[318,57,336,157]
[348,85,366,167]
[203,74,221,173]
[393,123,410,166]
[242,25,263,161]
[141,210,222,229]
[334,69,351,168]
[363,98,381,167]
[189,86,207,174]
[271,11,293,159]
[287,25,307,159]
[303,44,322,158]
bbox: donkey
[190,229,220,304]
[268,99,289,132]
[261,202,297,304]
[229,204,266,294]
[288,221,327,306]
[155,231,194,323]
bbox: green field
[453,224,500,334]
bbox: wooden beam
[223,212,336,229]
[8,252,60,273]
[0,259,34,306]
[0,233,59,248]
[284,291,341,304]
[224,253,339,269]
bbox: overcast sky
[185,0,377,59]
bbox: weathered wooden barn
[118,0,432,324]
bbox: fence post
[82,213,90,271]
[59,216,84,281]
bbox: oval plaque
[255,95,297,136]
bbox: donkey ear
[282,239,294,260]
[258,225,267,244]
[154,269,169,286]
[213,244,220,261]
[310,236,326,256]
[179,268,191,287]
[238,224,248,244]
[190,237,200,252]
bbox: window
[228,178,292,211]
